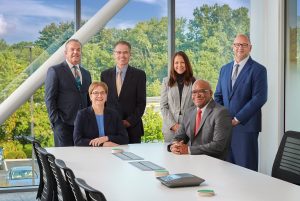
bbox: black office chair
[48,154,75,201]
[272,130,300,185]
[55,159,85,201]
[36,146,58,201]
[24,136,44,200]
[75,178,107,201]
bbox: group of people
[45,40,146,148]
[45,33,267,172]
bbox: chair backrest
[48,155,75,201]
[75,178,107,201]
[55,159,85,201]
[272,130,300,185]
[25,136,44,200]
[36,146,58,201]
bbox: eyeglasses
[114,51,129,55]
[233,43,249,48]
[192,89,210,96]
[91,91,106,96]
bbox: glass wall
[0,0,251,189]
[285,0,300,131]
[0,0,77,189]
[0,0,168,188]
[175,0,250,90]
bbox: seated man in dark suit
[168,80,232,160]
[73,82,128,146]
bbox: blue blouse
[95,115,105,137]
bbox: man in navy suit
[101,41,146,143]
[45,39,92,147]
[214,34,268,171]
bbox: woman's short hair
[88,81,108,98]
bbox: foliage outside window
[0,4,249,157]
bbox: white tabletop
[47,143,300,201]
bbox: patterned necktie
[116,71,122,96]
[194,109,202,136]
[231,64,240,87]
[73,66,81,90]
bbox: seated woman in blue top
[73,81,128,146]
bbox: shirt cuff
[234,117,239,122]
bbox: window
[285,0,300,131]
[175,0,250,89]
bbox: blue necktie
[73,66,81,90]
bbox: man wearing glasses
[214,34,268,171]
[101,41,146,143]
[168,80,232,160]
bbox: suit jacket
[45,61,91,126]
[101,65,146,137]
[73,106,129,146]
[214,57,268,133]
[160,77,194,142]
[173,100,232,160]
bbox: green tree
[35,22,73,49]
[142,106,163,143]
[0,3,250,155]
[147,79,161,97]
[186,4,249,88]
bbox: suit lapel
[108,68,118,98]
[118,66,132,98]
[181,84,190,110]
[62,61,78,90]
[198,101,214,133]
[103,108,111,133]
[232,57,253,90]
[227,61,234,95]
[170,82,180,109]
[189,108,197,143]
[229,57,253,99]
[79,66,89,92]
[88,107,98,134]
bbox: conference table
[47,143,300,201]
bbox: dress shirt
[187,99,212,154]
[66,60,82,84]
[115,65,128,83]
[231,55,250,79]
[232,56,250,123]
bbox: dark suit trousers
[127,127,141,143]
[227,130,259,171]
[53,120,74,147]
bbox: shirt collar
[116,65,128,74]
[234,55,250,67]
[197,98,212,113]
[66,60,79,69]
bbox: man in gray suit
[45,39,91,147]
[168,80,232,160]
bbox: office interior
[0,0,299,193]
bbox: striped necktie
[231,64,240,87]
[73,66,81,90]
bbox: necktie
[73,66,81,90]
[116,71,122,96]
[194,109,202,136]
[231,64,240,87]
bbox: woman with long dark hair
[160,51,196,142]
